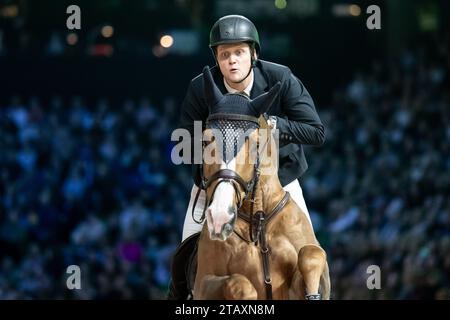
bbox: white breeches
[182,179,313,241]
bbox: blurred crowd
[1,33,449,299]
[304,34,450,299]
[0,94,192,299]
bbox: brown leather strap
[236,192,290,300]
[266,191,290,223]
[205,169,251,192]
[257,212,272,299]
[238,191,290,224]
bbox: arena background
[0,0,449,300]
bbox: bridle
[191,113,261,225]
[192,113,290,300]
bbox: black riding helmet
[209,15,260,57]
[209,15,260,83]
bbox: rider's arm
[179,79,208,187]
[180,79,207,135]
[273,69,325,147]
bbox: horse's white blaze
[207,158,236,236]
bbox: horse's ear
[250,82,281,116]
[203,66,223,111]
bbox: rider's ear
[202,66,223,112]
[250,82,281,116]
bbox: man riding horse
[169,14,326,299]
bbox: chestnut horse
[193,66,330,300]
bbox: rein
[235,191,290,300]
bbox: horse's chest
[227,243,261,271]
[227,236,297,279]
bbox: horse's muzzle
[206,208,236,241]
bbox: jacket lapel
[250,66,269,98]
[251,64,280,114]
[212,66,228,94]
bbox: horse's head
[201,66,280,241]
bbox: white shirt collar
[223,70,254,97]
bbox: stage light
[160,35,174,48]
[101,25,114,38]
[1,5,18,18]
[349,5,361,16]
[67,33,78,45]
[332,4,361,17]
[275,0,287,10]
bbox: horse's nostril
[223,223,233,234]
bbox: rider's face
[216,43,255,87]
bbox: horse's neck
[240,172,285,215]
[258,173,285,215]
